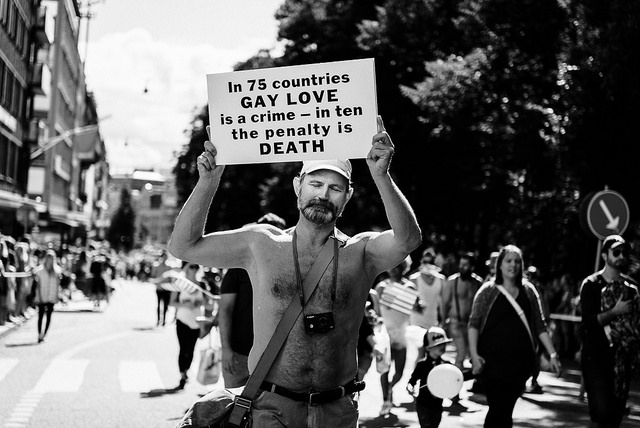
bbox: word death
[259,140,324,155]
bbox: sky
[84,0,284,175]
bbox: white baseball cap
[300,159,352,181]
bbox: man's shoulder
[245,223,288,237]
[403,278,417,289]
[471,273,483,283]
[581,272,601,286]
[621,273,638,286]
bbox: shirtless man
[168,116,421,427]
[442,251,482,369]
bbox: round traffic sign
[585,190,630,240]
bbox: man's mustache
[305,199,336,212]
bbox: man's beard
[606,256,628,271]
[300,199,339,225]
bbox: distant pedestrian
[483,251,500,283]
[218,213,286,389]
[407,326,471,428]
[172,262,204,389]
[525,265,546,394]
[442,251,482,371]
[14,242,34,318]
[579,235,640,428]
[375,256,421,415]
[33,250,62,343]
[172,262,205,389]
[410,249,446,331]
[468,245,560,428]
[89,255,108,308]
[150,250,175,326]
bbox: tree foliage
[172,0,640,280]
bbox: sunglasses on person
[187,264,199,270]
[611,248,628,258]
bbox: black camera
[304,312,335,334]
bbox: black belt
[260,379,365,405]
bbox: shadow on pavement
[132,326,160,332]
[444,400,483,417]
[358,413,412,428]
[5,341,40,347]
[140,386,183,398]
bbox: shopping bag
[197,328,222,385]
[373,322,392,373]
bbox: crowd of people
[165,119,638,428]
[0,234,177,331]
[3,115,638,428]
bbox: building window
[0,0,8,25]
[0,135,19,185]
[150,194,162,209]
[0,135,7,178]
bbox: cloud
[85,28,266,173]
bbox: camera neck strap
[228,229,340,427]
[292,228,339,307]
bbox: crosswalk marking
[2,359,169,428]
[3,391,44,428]
[1,359,168,394]
[119,360,165,392]
[33,359,90,393]
[0,358,18,382]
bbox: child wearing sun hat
[407,326,472,428]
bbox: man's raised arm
[365,117,422,270]
[168,134,244,267]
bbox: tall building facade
[0,0,44,236]
[21,0,107,245]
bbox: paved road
[2,281,639,427]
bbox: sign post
[206,59,378,165]
[583,189,630,270]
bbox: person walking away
[150,250,175,326]
[219,213,286,389]
[89,255,109,308]
[375,256,421,415]
[579,235,640,428]
[407,326,472,428]
[468,245,560,428]
[168,116,422,427]
[172,262,205,389]
[33,250,62,343]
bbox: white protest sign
[206,58,377,165]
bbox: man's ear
[293,176,301,197]
[346,186,354,203]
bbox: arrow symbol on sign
[599,200,620,231]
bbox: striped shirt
[379,280,419,315]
